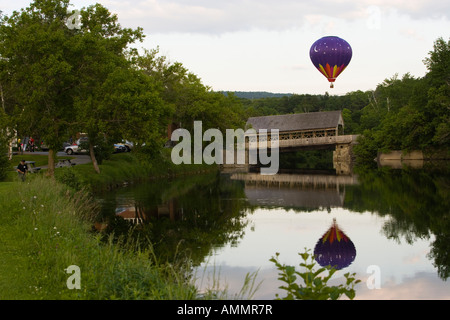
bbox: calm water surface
[97,167,450,300]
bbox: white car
[64,138,88,155]
[115,140,133,152]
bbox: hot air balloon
[310,36,352,88]
[314,218,356,270]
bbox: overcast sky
[1,0,449,95]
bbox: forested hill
[222,91,293,99]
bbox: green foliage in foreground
[270,249,360,300]
[0,177,198,299]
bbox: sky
[1,0,449,95]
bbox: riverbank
[0,150,219,299]
[0,176,203,299]
[54,149,219,193]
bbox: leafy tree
[354,37,450,163]
[0,1,170,174]
[423,37,450,87]
[0,0,78,176]
[69,5,169,173]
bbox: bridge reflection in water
[230,171,358,269]
[230,172,358,209]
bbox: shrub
[55,167,83,190]
[270,248,360,300]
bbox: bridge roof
[246,110,343,132]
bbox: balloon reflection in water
[314,218,356,270]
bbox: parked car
[115,140,133,152]
[64,137,89,155]
[113,144,127,153]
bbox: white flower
[34,228,38,231]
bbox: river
[96,166,450,300]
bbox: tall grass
[0,176,198,299]
[195,265,261,300]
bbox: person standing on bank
[29,137,35,152]
[17,160,28,182]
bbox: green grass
[0,176,200,299]
[4,154,75,182]
[0,182,14,192]
[55,150,218,193]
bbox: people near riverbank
[29,137,35,152]
[17,160,28,182]
[22,137,29,153]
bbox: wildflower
[34,228,38,231]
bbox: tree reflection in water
[345,167,450,280]
[97,171,250,266]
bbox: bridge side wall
[220,134,359,174]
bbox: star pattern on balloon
[310,36,352,88]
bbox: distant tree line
[222,91,293,99]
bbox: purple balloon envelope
[310,36,352,88]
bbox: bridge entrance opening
[279,148,335,171]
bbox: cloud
[358,0,449,20]
[96,0,448,35]
[1,0,447,34]
[355,272,450,300]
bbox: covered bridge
[246,110,344,139]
